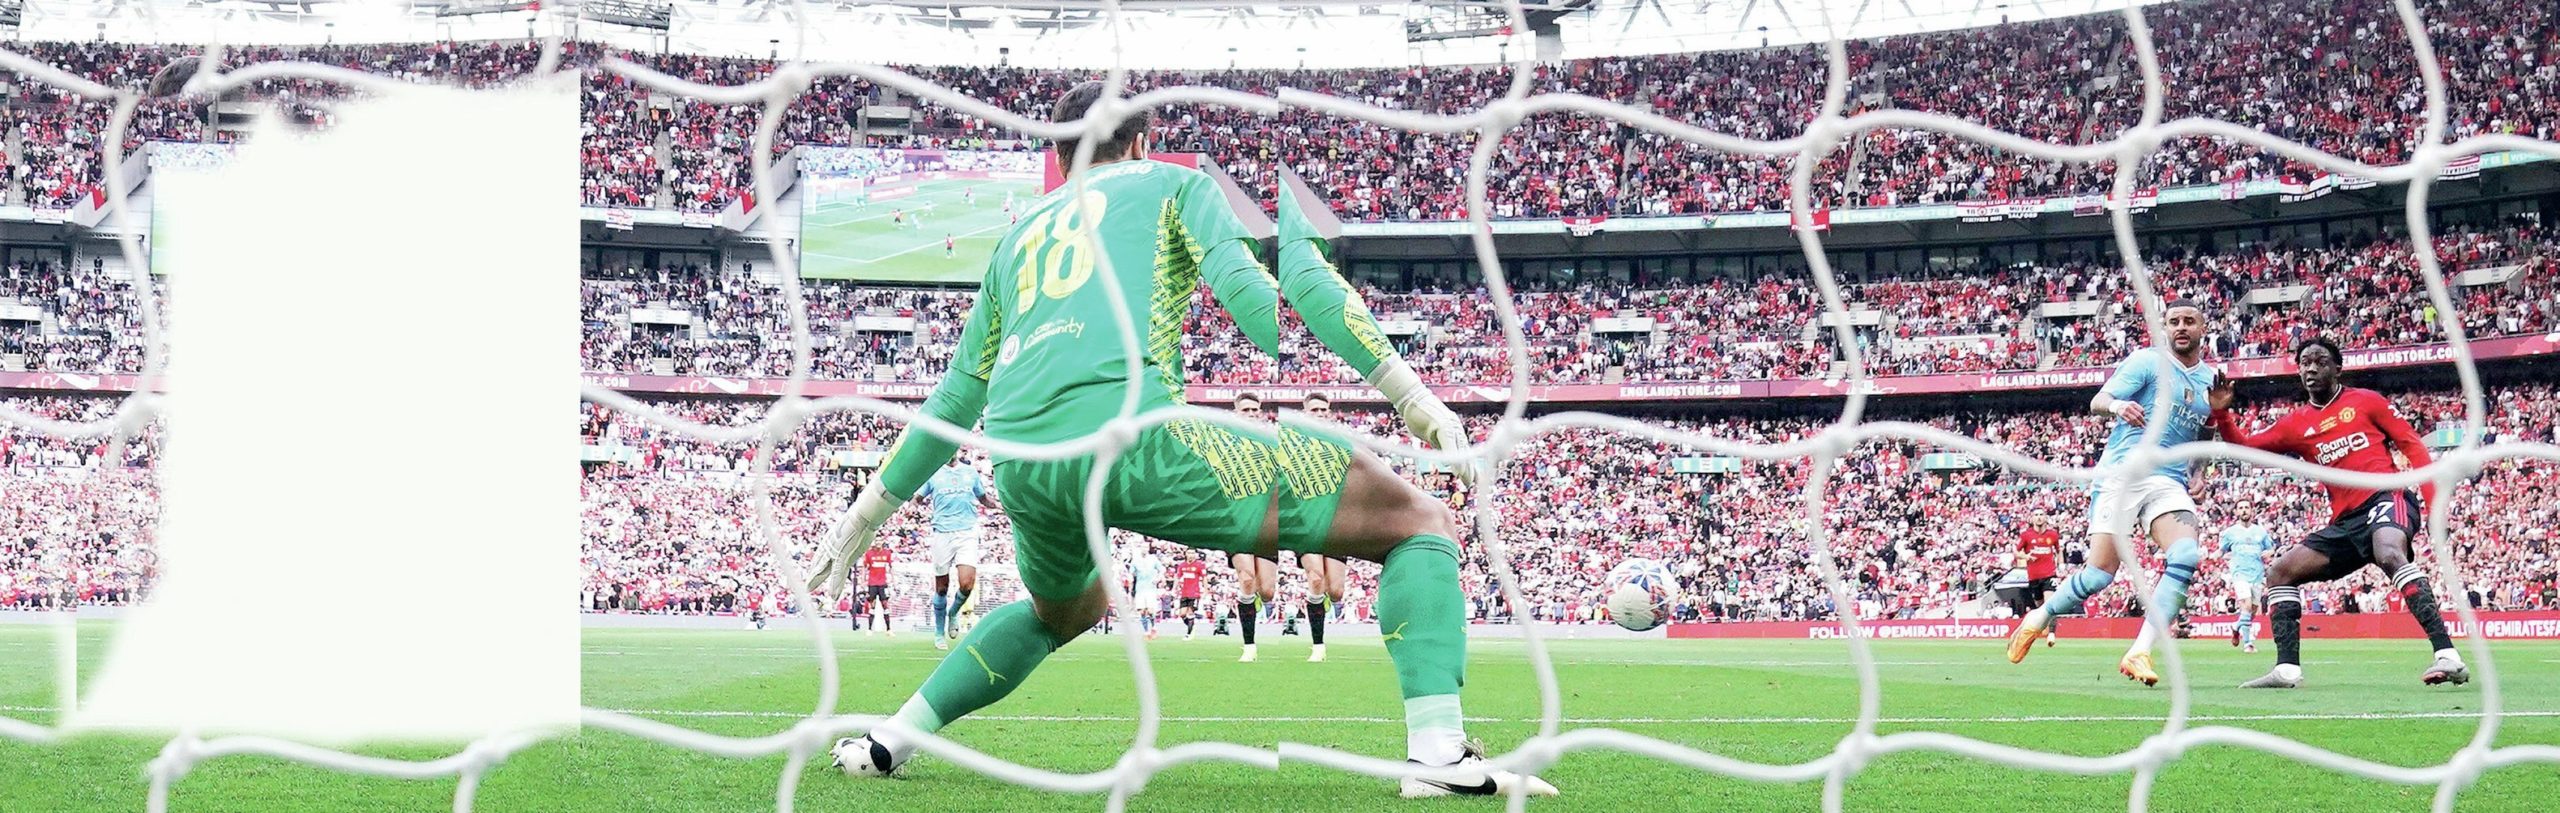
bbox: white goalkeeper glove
[1372,358,1476,488]
[808,482,900,599]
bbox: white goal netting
[6,1,2560,812]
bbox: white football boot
[1400,739,1560,799]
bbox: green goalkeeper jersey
[1276,181,1396,378]
[871,159,1279,499]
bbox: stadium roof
[13,0,2169,68]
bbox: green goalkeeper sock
[874,600,1063,759]
[1377,534,1468,764]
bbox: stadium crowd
[5,218,2553,403]
[7,0,2560,626]
[10,383,2558,630]
[568,220,2554,386]
[0,0,2547,217]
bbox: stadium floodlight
[0,0,21,29]
[577,0,673,31]
[434,0,540,17]
[1405,0,1590,42]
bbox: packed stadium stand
[9,381,2558,629]
[0,0,2541,216]
[4,219,2554,383]
[0,0,2555,634]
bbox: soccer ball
[1604,558,1679,632]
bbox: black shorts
[2301,489,2422,579]
[1179,597,1200,611]
[2024,576,2056,604]
[866,584,890,603]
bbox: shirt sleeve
[1277,190,1404,378]
[2100,349,2152,402]
[2212,408,2296,455]
[874,263,1002,501]
[1170,170,1277,356]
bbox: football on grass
[1605,558,1678,632]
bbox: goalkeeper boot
[1308,643,1326,663]
[2118,651,2160,687]
[830,736,903,777]
[2240,663,2303,689]
[1240,643,1258,663]
[1400,739,1559,799]
[934,636,948,651]
[2423,656,2471,686]
[2005,608,2050,664]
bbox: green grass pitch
[4,624,2556,811]
[799,178,1040,284]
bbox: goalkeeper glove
[1372,358,1475,487]
[807,482,900,599]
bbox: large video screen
[797,147,1044,284]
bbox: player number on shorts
[1013,191,1107,314]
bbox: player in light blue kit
[2008,300,2220,687]
[917,455,999,650]
[2219,519,2273,653]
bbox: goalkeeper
[811,82,1541,798]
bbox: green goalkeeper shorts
[993,418,1353,602]
[1273,421,1353,556]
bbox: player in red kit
[1173,551,1208,640]
[2210,336,2467,689]
[862,545,896,636]
[2014,515,2061,646]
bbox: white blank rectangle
[69,79,581,744]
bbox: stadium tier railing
[14,334,2560,405]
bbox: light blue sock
[2149,538,2203,624]
[2040,566,2117,616]
[2237,605,2257,648]
[930,594,949,638]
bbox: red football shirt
[862,547,893,587]
[2213,387,2434,522]
[1174,561,1206,599]
[2016,529,2060,580]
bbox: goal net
[4,1,2559,812]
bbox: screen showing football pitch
[797,147,1045,284]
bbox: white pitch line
[510,708,2560,726]
[850,219,1015,265]
[5,706,2553,728]
[566,647,1994,667]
